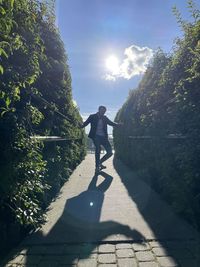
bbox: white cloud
[104,74,117,81]
[105,44,153,81]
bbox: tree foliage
[114,1,200,229]
[0,0,86,255]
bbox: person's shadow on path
[64,170,112,224]
[18,171,145,266]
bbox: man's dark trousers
[93,135,113,168]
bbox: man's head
[98,105,107,116]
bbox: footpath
[1,153,200,267]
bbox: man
[81,106,119,173]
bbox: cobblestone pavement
[1,154,200,267]
[1,239,200,267]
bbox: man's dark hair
[98,105,107,111]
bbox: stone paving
[1,153,200,267]
[1,240,200,267]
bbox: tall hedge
[114,2,200,229]
[0,0,86,257]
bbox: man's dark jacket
[82,113,117,139]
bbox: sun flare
[105,55,119,74]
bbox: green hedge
[114,3,200,229]
[0,0,86,257]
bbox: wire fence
[128,134,187,139]
[31,93,74,123]
[30,136,82,142]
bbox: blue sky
[55,0,197,125]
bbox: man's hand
[78,122,84,128]
[117,122,124,127]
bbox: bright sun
[106,55,119,73]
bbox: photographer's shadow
[22,171,145,266]
[54,171,143,242]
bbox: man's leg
[100,137,113,164]
[93,136,101,169]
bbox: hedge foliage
[0,0,86,255]
[114,2,200,229]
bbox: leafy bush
[114,1,200,229]
[0,0,86,257]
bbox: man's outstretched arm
[106,117,122,127]
[80,115,91,128]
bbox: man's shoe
[100,164,106,170]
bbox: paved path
[1,153,200,267]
